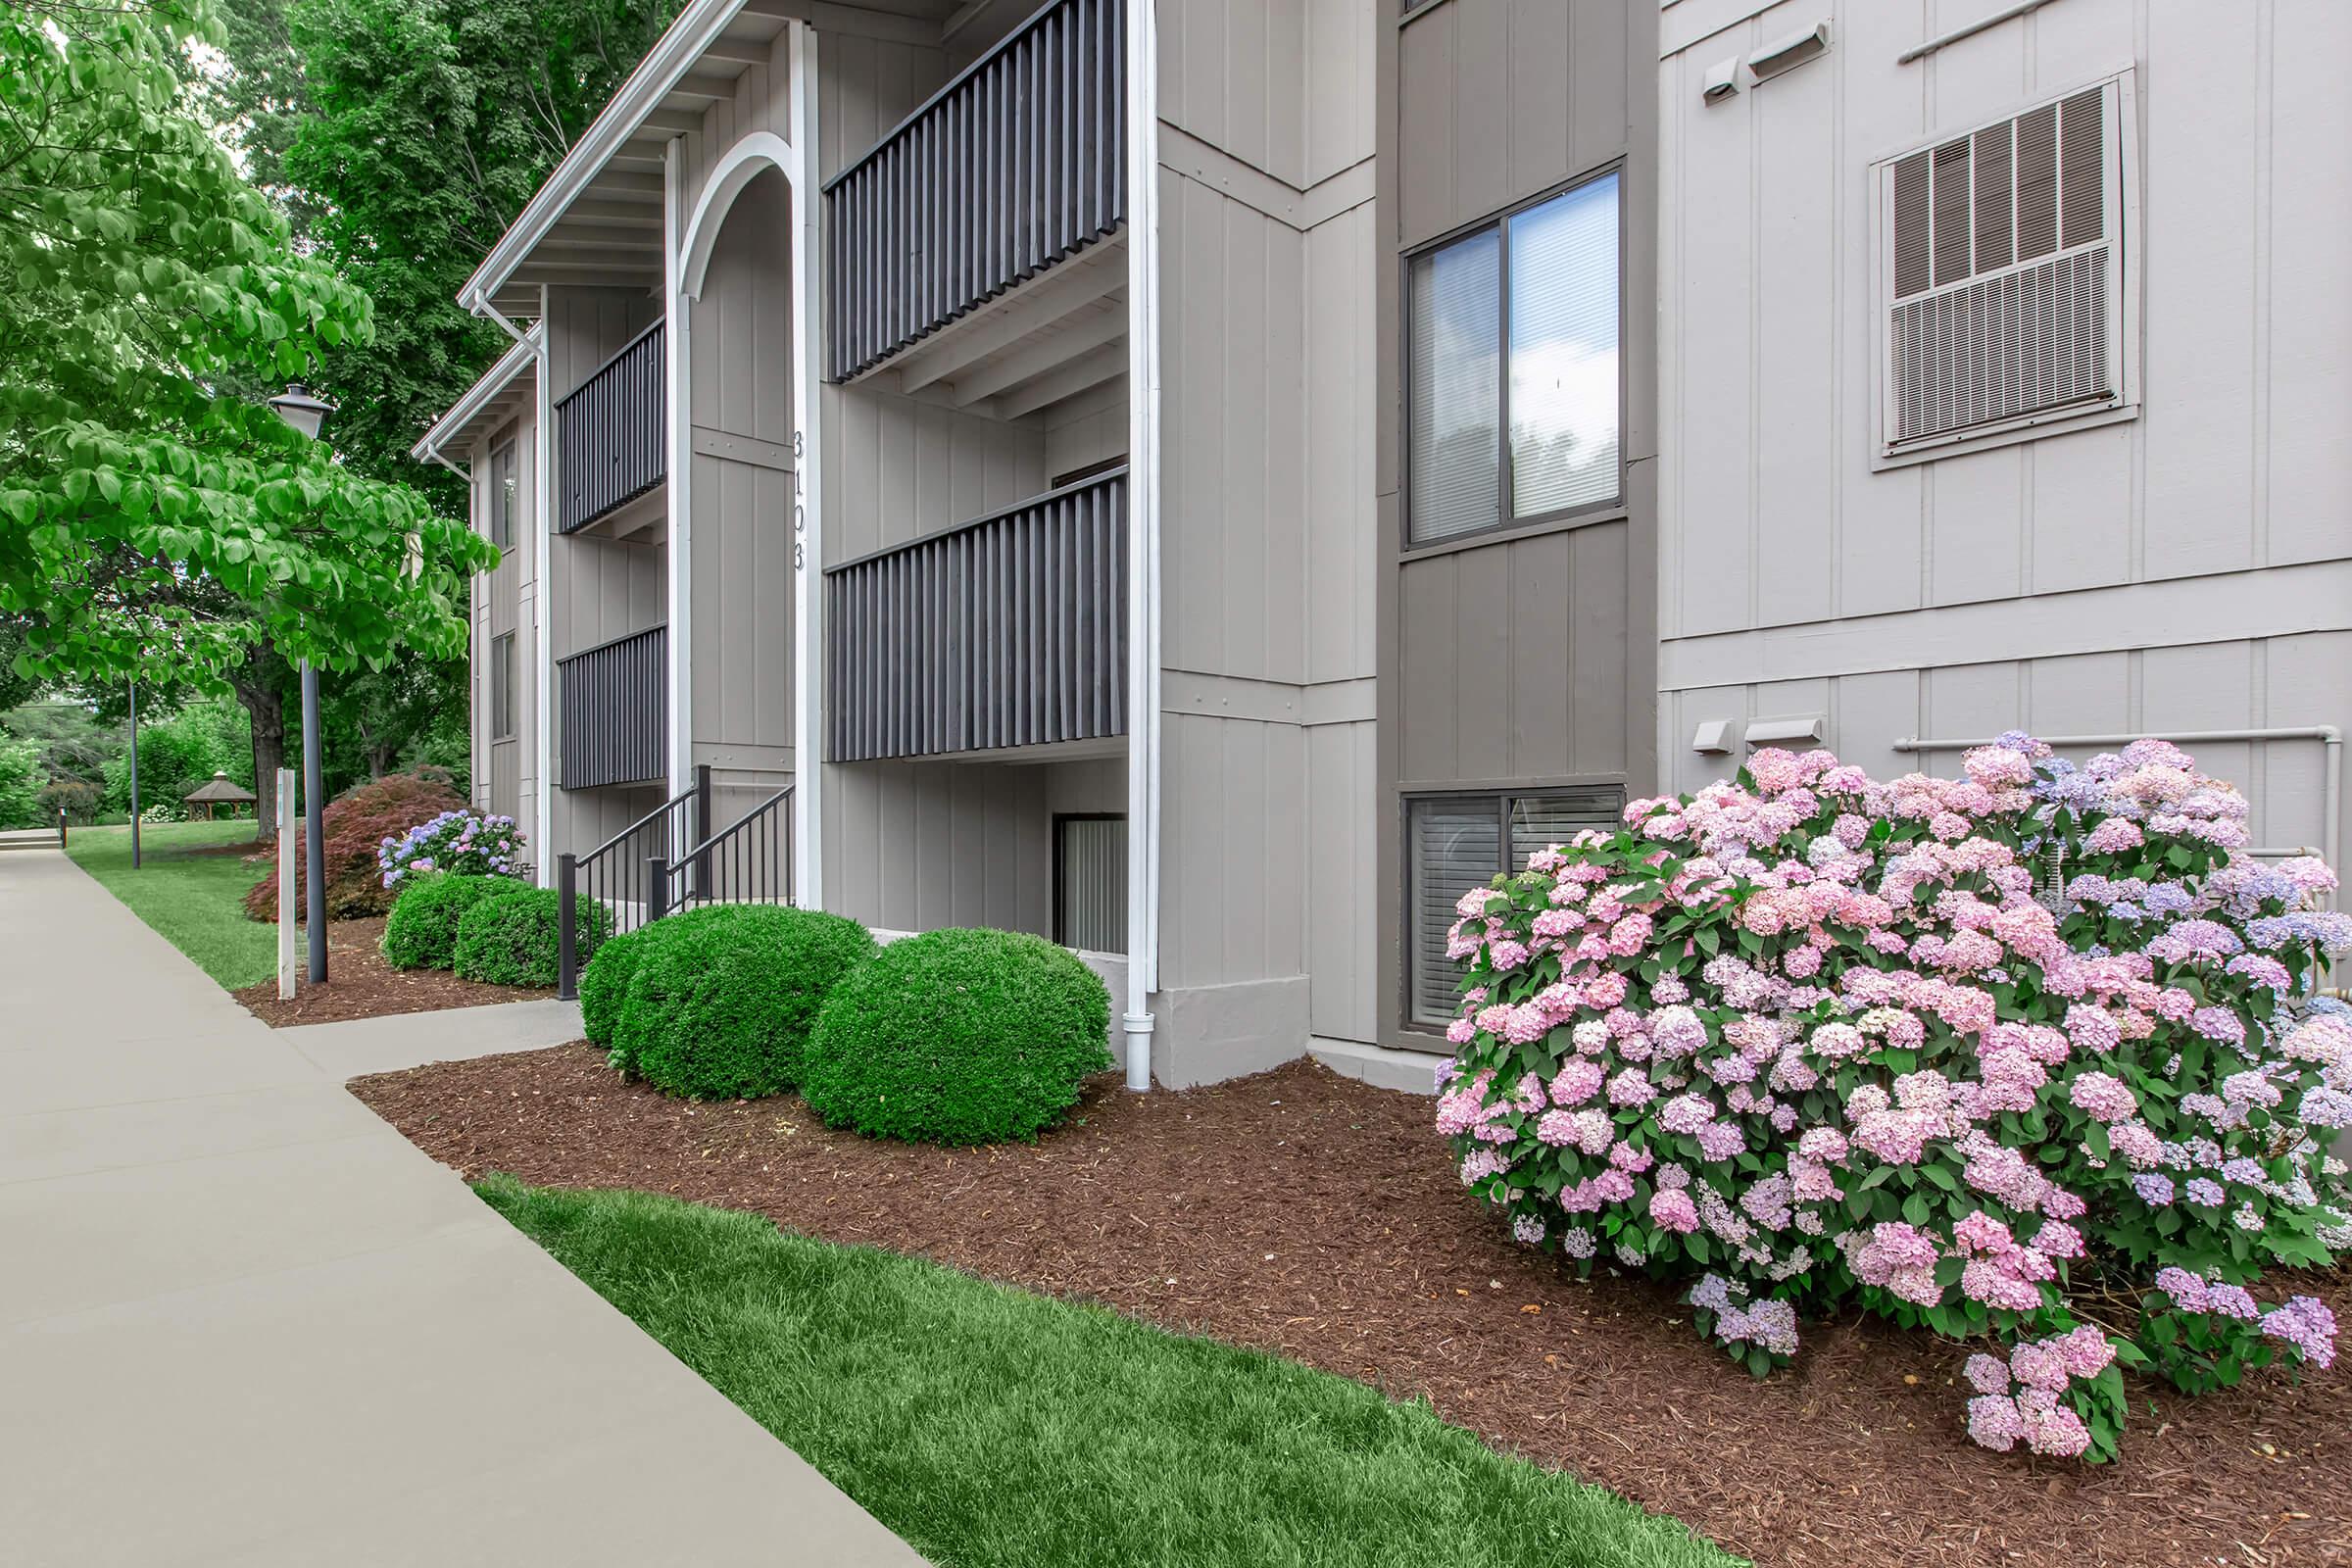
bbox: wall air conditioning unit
[1872,72,2139,463]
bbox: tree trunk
[235,671,287,842]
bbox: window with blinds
[1054,815,1126,954]
[489,442,517,551]
[491,632,516,741]
[1405,787,1621,1028]
[1876,76,2132,455]
[1406,171,1621,546]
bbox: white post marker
[276,768,297,999]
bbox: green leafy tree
[0,0,498,839]
[0,737,42,830]
[278,0,682,510]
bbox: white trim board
[1658,560,2352,691]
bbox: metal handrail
[649,785,794,920]
[555,764,709,998]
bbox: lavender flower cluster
[1435,735,2350,1461]
[378,808,522,889]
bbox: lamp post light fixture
[270,383,337,986]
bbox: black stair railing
[649,786,794,921]
[555,764,708,999]
[823,0,1124,381]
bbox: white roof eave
[457,0,749,312]
[410,328,541,464]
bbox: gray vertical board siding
[1375,0,1660,1047]
[823,0,1125,381]
[819,757,1060,937]
[1652,2,2352,670]
[555,624,667,789]
[825,469,1127,761]
[1651,1,2351,866]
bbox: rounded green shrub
[801,928,1112,1146]
[381,872,530,971]
[613,905,877,1100]
[579,922,658,1059]
[452,887,612,989]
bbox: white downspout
[469,290,555,888]
[1121,0,1162,1092]
[664,135,695,807]
[787,18,825,910]
[529,283,556,886]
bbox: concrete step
[0,830,62,852]
[1307,1037,1448,1096]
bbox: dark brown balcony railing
[826,467,1126,760]
[556,623,666,788]
[555,319,665,532]
[823,0,1125,381]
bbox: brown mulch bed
[350,1050,2350,1568]
[235,916,554,1026]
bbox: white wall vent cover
[1874,74,2135,456]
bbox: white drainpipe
[788,18,825,911]
[663,136,695,811]
[470,289,555,887]
[1892,726,2343,887]
[1121,0,1162,1092]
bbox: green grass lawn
[64,820,284,989]
[479,1177,1744,1568]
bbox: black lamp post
[269,383,335,985]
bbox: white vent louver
[1879,80,2128,452]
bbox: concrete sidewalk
[278,996,588,1078]
[0,849,926,1567]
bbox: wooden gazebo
[181,771,256,820]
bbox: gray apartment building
[414,0,2350,1089]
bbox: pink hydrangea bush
[1435,735,2350,1461]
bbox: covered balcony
[826,467,1126,761]
[556,623,667,788]
[824,0,1126,407]
[555,319,666,535]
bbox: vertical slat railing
[555,319,666,532]
[823,0,1123,381]
[824,467,1125,761]
[555,624,666,789]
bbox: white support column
[1121,0,1162,1091]
[663,134,695,803]
[531,283,556,887]
[787,18,825,911]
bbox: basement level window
[1054,814,1126,955]
[1404,788,1621,1029]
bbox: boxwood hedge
[800,928,1111,1145]
[615,905,877,1100]
[381,872,530,971]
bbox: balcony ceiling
[854,232,1129,422]
[482,0,974,316]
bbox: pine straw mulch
[234,916,554,1027]
[349,1050,2351,1568]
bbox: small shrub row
[582,908,1112,1146]
[382,872,530,970]
[453,887,612,989]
